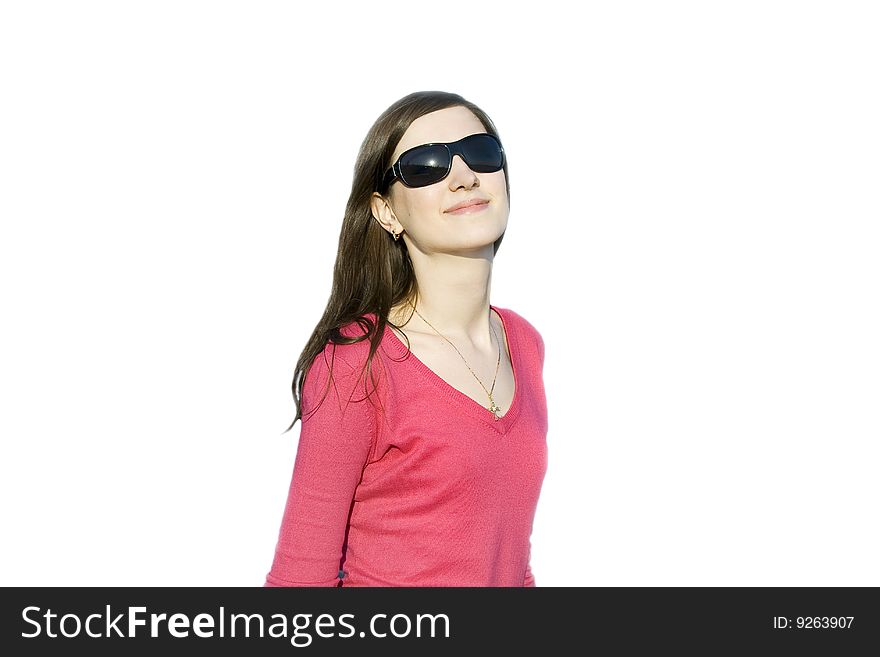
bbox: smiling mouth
[446,200,490,214]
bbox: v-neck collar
[381,304,523,436]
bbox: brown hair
[283,90,510,433]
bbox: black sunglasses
[381,133,505,190]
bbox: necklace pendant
[489,400,501,420]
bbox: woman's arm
[264,348,375,587]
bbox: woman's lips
[445,200,489,214]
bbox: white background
[1,1,877,586]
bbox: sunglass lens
[461,134,504,172]
[399,145,450,187]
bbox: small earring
[393,231,401,241]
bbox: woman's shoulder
[494,305,545,357]
[320,314,381,368]
[492,305,541,340]
[304,315,386,408]
[317,312,402,384]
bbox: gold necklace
[407,300,504,420]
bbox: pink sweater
[264,305,548,587]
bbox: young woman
[264,91,548,586]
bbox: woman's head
[285,91,509,432]
[371,105,510,258]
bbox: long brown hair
[283,90,510,434]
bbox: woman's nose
[447,154,479,188]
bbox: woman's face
[372,106,509,253]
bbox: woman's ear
[370,192,399,236]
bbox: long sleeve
[264,346,376,587]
